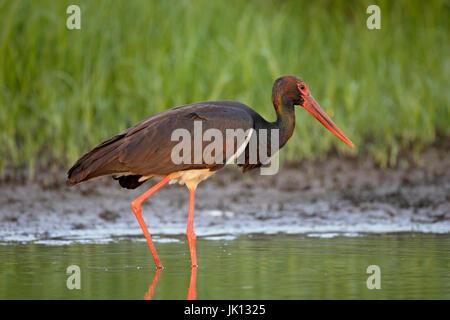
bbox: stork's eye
[297,83,308,94]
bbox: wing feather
[67,101,256,185]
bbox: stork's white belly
[169,169,216,190]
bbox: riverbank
[0,144,449,244]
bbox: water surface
[1,233,448,299]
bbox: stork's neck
[272,93,296,148]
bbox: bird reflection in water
[144,268,162,300]
[144,267,197,300]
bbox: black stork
[67,75,354,269]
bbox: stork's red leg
[187,264,197,300]
[186,187,198,267]
[131,175,171,269]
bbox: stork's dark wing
[67,101,255,187]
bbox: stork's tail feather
[113,175,145,189]
[66,133,126,186]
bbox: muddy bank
[0,146,449,243]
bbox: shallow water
[1,233,448,299]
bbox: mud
[0,145,449,243]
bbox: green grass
[0,0,449,177]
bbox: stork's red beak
[302,95,354,148]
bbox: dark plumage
[67,100,277,187]
[114,174,145,189]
